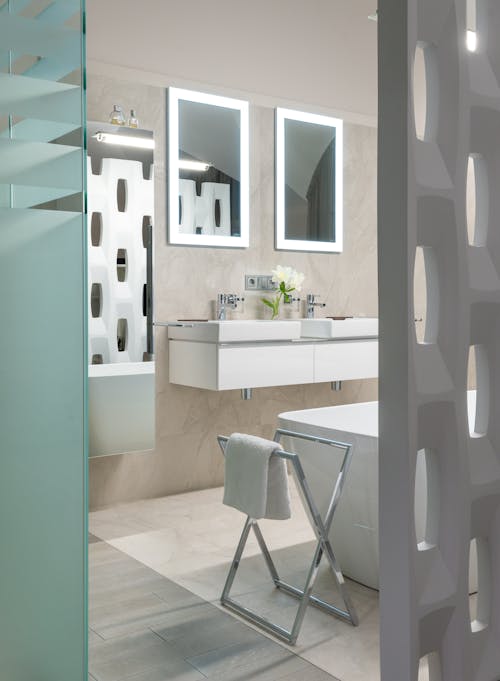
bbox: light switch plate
[245,275,275,291]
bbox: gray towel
[223,433,291,520]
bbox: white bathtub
[279,398,477,591]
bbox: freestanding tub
[279,398,477,591]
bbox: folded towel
[223,433,291,520]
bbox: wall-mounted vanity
[162,319,378,394]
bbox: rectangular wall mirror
[276,108,343,253]
[168,87,249,248]
[87,121,155,457]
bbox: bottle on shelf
[128,109,139,128]
[109,104,125,126]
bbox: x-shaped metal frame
[217,428,359,645]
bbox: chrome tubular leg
[289,542,324,644]
[321,537,359,626]
[252,522,280,585]
[221,516,252,604]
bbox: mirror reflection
[168,88,249,247]
[86,121,155,457]
[276,108,343,252]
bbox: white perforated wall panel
[87,158,154,364]
[379,1,500,680]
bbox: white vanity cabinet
[314,339,378,382]
[169,341,315,390]
[169,337,377,391]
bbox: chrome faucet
[306,293,326,319]
[216,293,244,320]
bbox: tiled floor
[89,537,338,681]
[89,484,381,681]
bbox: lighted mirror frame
[168,87,250,248]
[275,108,343,253]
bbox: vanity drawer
[314,340,378,383]
[218,343,315,390]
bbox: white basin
[167,319,302,343]
[300,317,378,339]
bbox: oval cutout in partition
[415,448,440,551]
[142,216,152,248]
[215,199,221,228]
[90,283,102,318]
[117,318,128,352]
[418,652,442,681]
[466,0,478,52]
[467,344,489,437]
[413,42,438,142]
[469,537,491,632]
[414,246,439,344]
[117,178,127,212]
[116,248,127,282]
[91,212,103,247]
[466,154,488,246]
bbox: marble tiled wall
[87,74,378,509]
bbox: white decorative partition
[87,158,154,364]
[379,1,500,680]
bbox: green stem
[272,291,283,319]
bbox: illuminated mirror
[276,107,343,252]
[168,87,249,247]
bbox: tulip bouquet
[261,265,305,320]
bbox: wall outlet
[245,275,275,291]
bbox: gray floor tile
[89,539,338,681]
[153,607,262,658]
[115,658,205,681]
[91,592,171,639]
[207,656,334,681]
[90,630,186,681]
[186,637,305,678]
[278,665,340,681]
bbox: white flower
[271,265,305,291]
[290,270,305,292]
[271,265,288,284]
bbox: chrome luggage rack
[217,428,358,645]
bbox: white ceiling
[87,0,378,123]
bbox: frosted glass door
[0,1,87,680]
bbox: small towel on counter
[223,433,291,520]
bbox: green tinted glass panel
[0,1,87,680]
